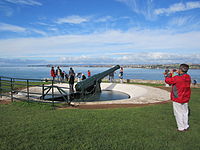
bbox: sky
[0,0,200,65]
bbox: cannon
[42,65,120,104]
[75,65,120,95]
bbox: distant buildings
[28,64,200,69]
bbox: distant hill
[27,64,200,69]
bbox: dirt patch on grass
[0,99,11,104]
[57,100,171,110]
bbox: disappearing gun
[75,65,120,94]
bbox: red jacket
[165,73,191,103]
[51,69,56,77]
[88,71,91,77]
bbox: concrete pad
[82,83,170,104]
[2,83,170,104]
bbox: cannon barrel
[75,65,120,93]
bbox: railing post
[11,78,14,102]
[42,84,44,99]
[27,80,30,101]
[51,80,54,108]
[0,77,2,98]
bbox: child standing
[164,64,191,132]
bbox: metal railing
[0,76,71,106]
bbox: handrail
[0,76,72,106]
[0,76,53,82]
[0,77,2,98]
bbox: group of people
[50,67,91,93]
[50,67,91,82]
[50,66,124,92]
[108,67,124,83]
[76,70,90,82]
[51,66,70,82]
[50,66,75,93]
[51,66,124,84]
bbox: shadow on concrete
[104,83,117,90]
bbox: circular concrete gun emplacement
[14,83,170,105]
[0,65,170,106]
[77,82,170,104]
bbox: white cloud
[51,52,200,64]
[169,16,194,26]
[95,16,113,22]
[35,22,51,26]
[187,1,200,9]
[30,29,47,36]
[116,52,200,64]
[0,5,13,16]
[116,0,155,20]
[0,0,41,17]
[56,15,90,24]
[0,22,26,32]
[1,52,200,65]
[0,29,200,64]
[0,22,47,36]
[47,28,58,32]
[116,0,200,20]
[4,0,42,6]
[0,57,46,66]
[154,1,200,15]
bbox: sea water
[0,66,199,81]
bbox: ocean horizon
[0,66,199,82]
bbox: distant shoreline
[27,64,200,69]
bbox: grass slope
[0,89,200,150]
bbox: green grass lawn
[0,88,200,150]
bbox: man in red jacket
[165,64,191,132]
